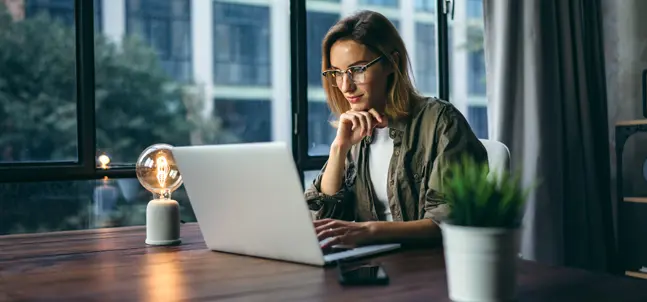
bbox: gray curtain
[483,0,615,272]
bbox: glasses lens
[324,71,340,87]
[349,67,365,84]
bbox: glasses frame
[321,56,384,87]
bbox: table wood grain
[1,223,646,302]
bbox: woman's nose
[339,73,355,93]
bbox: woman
[305,10,488,248]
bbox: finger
[313,218,333,227]
[315,220,343,233]
[356,111,374,133]
[317,227,348,241]
[321,235,343,248]
[367,108,383,123]
[345,114,359,131]
[348,111,367,135]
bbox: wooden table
[1,224,646,302]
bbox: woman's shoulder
[411,96,462,123]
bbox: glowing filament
[156,156,169,188]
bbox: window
[359,0,399,7]
[414,0,435,12]
[415,23,437,94]
[1,0,79,163]
[125,0,192,83]
[213,2,271,86]
[307,11,338,87]
[467,26,485,95]
[467,0,483,18]
[449,0,488,143]
[467,105,488,139]
[1,0,489,235]
[214,99,272,143]
[0,178,196,235]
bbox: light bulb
[137,143,183,246]
[136,143,183,200]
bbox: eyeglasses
[322,56,383,88]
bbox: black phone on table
[337,261,389,286]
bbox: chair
[479,139,511,177]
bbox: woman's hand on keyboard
[314,218,375,248]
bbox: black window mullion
[76,0,97,177]
[290,0,308,187]
[437,0,450,101]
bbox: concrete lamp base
[145,199,181,246]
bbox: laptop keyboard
[321,246,352,255]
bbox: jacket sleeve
[304,147,356,221]
[423,105,489,220]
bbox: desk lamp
[136,144,183,246]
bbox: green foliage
[443,154,535,228]
[0,6,233,164]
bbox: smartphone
[337,261,389,286]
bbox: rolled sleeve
[423,105,488,220]
[304,160,355,221]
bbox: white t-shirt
[368,127,394,221]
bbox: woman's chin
[349,102,369,111]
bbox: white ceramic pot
[441,222,520,302]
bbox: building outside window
[359,0,399,7]
[126,0,192,82]
[25,0,102,30]
[415,22,437,95]
[213,2,271,86]
[467,105,488,139]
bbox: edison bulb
[136,144,183,200]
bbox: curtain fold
[483,0,615,271]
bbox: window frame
[0,0,452,184]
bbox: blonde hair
[321,10,423,121]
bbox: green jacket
[304,97,488,222]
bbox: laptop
[172,142,401,266]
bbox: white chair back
[479,139,511,177]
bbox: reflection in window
[126,0,192,82]
[0,178,196,236]
[359,0,399,7]
[467,105,488,139]
[467,0,483,18]
[415,23,437,94]
[307,11,338,86]
[308,102,336,154]
[214,99,272,143]
[213,2,271,86]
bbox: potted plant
[440,155,533,302]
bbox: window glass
[415,22,437,95]
[95,0,290,165]
[0,178,196,236]
[213,2,271,86]
[449,0,488,139]
[0,0,90,163]
[306,3,339,156]
[359,0,399,7]
[414,0,435,12]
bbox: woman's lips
[347,95,363,103]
